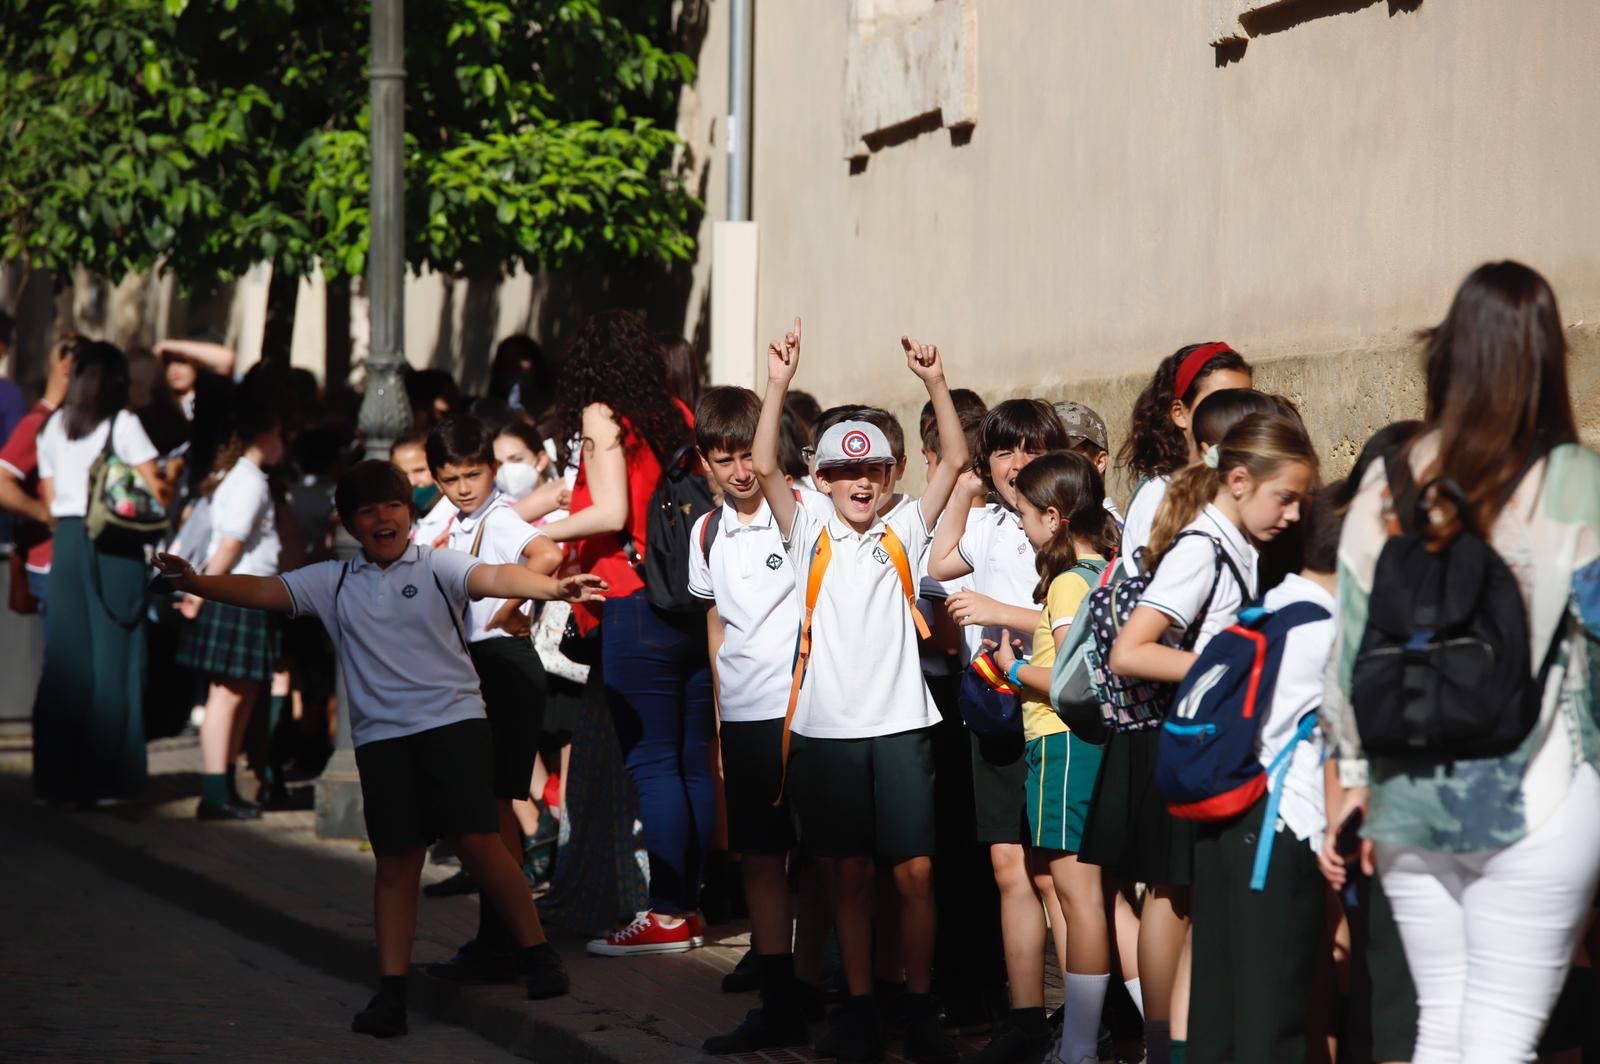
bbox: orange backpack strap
[880,527,932,640]
[775,531,831,806]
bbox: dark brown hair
[1418,261,1577,540]
[425,414,497,472]
[1118,342,1252,480]
[976,399,1068,493]
[1016,451,1120,603]
[695,385,761,456]
[335,459,410,525]
[920,388,987,458]
[554,309,691,465]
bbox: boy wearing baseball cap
[753,320,969,1064]
[1055,399,1124,528]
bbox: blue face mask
[412,484,440,512]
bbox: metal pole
[727,0,753,222]
[316,0,409,839]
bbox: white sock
[1124,977,1145,1019]
[1054,972,1111,1063]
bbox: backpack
[1083,529,1252,735]
[1049,556,1115,742]
[1156,601,1330,822]
[773,525,929,802]
[85,426,168,554]
[1351,452,1562,759]
[624,443,717,613]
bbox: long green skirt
[32,518,148,803]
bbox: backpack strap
[775,532,832,805]
[699,510,720,566]
[1249,712,1320,892]
[432,569,472,656]
[1171,530,1254,652]
[880,527,932,640]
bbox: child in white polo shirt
[422,415,565,984]
[152,459,604,1040]
[687,386,811,1055]
[753,318,968,1064]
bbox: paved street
[0,817,524,1063]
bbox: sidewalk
[0,730,1006,1063]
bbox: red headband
[1173,342,1237,401]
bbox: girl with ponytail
[1085,410,1317,1064]
[986,451,1121,1064]
[1117,343,1252,579]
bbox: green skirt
[32,518,148,804]
[177,599,280,682]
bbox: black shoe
[703,1005,811,1054]
[721,946,760,994]
[522,942,570,1000]
[422,868,479,897]
[902,996,959,1064]
[424,939,519,984]
[196,798,262,821]
[350,995,407,1038]
[966,1015,1052,1064]
[828,997,884,1064]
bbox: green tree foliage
[0,0,698,288]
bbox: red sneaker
[586,911,697,956]
[686,913,706,948]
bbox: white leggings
[1376,763,1600,1064]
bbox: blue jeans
[601,590,715,915]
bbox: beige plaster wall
[746,0,1600,487]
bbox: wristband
[1006,659,1025,688]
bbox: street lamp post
[315,0,410,838]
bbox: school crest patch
[872,545,890,565]
[765,553,784,570]
[402,584,419,599]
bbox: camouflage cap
[1053,401,1108,452]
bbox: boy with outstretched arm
[152,459,605,1039]
[754,319,969,1064]
[688,386,811,1055]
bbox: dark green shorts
[971,729,1029,844]
[468,636,546,800]
[1025,731,1102,853]
[354,718,499,854]
[788,728,937,858]
[719,718,796,856]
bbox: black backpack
[1351,452,1560,760]
[624,443,717,613]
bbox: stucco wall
[745,0,1600,488]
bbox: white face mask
[495,461,539,501]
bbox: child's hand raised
[955,467,986,499]
[901,336,945,383]
[558,573,609,604]
[767,317,802,386]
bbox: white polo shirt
[279,544,485,747]
[687,499,800,723]
[957,503,1042,658]
[441,491,543,643]
[36,410,159,518]
[412,495,457,545]
[783,500,941,739]
[1119,475,1170,578]
[206,457,280,578]
[1139,504,1259,655]
[1258,573,1334,851]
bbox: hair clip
[1202,444,1221,469]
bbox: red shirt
[568,402,693,631]
[0,401,56,572]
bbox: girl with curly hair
[539,309,712,956]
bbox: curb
[0,776,697,1064]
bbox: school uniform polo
[206,457,280,577]
[411,495,457,545]
[1257,574,1333,849]
[687,499,801,855]
[781,498,940,858]
[279,543,496,850]
[442,492,548,798]
[1138,503,1259,654]
[1119,475,1169,578]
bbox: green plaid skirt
[176,600,280,683]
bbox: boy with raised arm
[152,459,605,1040]
[754,320,969,1064]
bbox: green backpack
[85,431,168,554]
[1048,555,1115,743]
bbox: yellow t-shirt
[1021,556,1104,741]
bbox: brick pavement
[0,733,1073,1063]
[0,815,528,1063]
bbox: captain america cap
[813,420,897,469]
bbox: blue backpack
[1155,601,1329,889]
